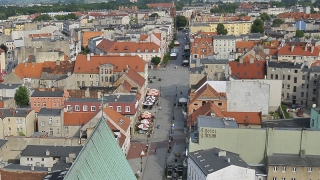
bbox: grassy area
[281,105,293,119]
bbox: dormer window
[145,49,148,52]
[124,45,128,50]
[114,46,118,50]
[152,49,156,52]
[137,49,141,52]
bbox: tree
[32,14,52,22]
[296,30,305,38]
[251,19,264,34]
[272,18,285,27]
[151,56,161,65]
[175,16,187,28]
[14,86,29,107]
[149,13,159,18]
[0,44,8,53]
[260,13,270,21]
[216,23,228,35]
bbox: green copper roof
[64,117,136,180]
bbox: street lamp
[140,151,145,172]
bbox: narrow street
[127,32,189,180]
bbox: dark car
[297,110,303,117]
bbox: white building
[188,148,256,180]
[213,35,236,59]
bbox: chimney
[31,165,34,171]
[1,110,4,115]
[48,167,52,172]
[87,54,90,61]
[227,158,230,163]
[311,46,314,53]
[9,84,11,86]
[305,46,307,52]
[46,149,50,156]
[100,53,103,56]
[218,150,226,157]
[300,150,305,158]
[24,62,27,66]
[12,111,16,115]
[249,58,254,64]
[32,62,34,67]
[291,45,294,52]
[56,60,60,66]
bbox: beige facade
[37,109,63,137]
[0,109,36,138]
[0,97,16,108]
[268,165,320,180]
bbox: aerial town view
[0,0,319,179]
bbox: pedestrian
[154,148,157,154]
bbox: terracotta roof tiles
[103,107,131,133]
[236,41,259,51]
[97,40,159,53]
[278,45,320,56]
[74,54,146,74]
[222,111,262,125]
[82,31,104,47]
[42,61,75,75]
[64,111,97,126]
[229,60,266,79]
[124,68,146,88]
[14,62,43,79]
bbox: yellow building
[4,23,25,35]
[190,18,252,36]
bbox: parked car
[297,110,303,117]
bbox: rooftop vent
[204,165,210,168]
[197,155,202,158]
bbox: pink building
[64,98,102,113]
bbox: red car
[297,110,303,117]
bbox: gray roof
[213,35,236,40]
[0,139,7,148]
[38,108,61,116]
[197,116,238,128]
[268,154,320,167]
[0,108,33,119]
[199,57,229,64]
[66,98,100,102]
[303,66,320,73]
[189,148,250,175]
[0,84,20,89]
[262,118,310,128]
[268,61,303,69]
[31,91,64,97]
[21,145,82,157]
[43,170,68,180]
[105,94,136,103]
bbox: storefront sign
[200,128,217,138]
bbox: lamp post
[140,151,145,172]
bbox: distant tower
[269,0,272,8]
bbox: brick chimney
[12,111,16,115]
[1,110,4,115]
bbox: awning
[179,98,188,103]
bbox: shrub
[153,76,156,79]
[158,78,161,81]
[150,80,153,83]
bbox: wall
[0,88,18,98]
[38,114,63,137]
[189,127,320,164]
[208,165,255,180]
[20,156,53,167]
[187,157,206,180]
[0,169,47,180]
[238,79,282,111]
[226,81,270,115]
[268,165,320,180]
[64,101,101,113]
[26,110,36,136]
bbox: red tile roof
[140,34,148,41]
[64,111,97,126]
[28,33,51,38]
[82,31,104,47]
[278,12,320,21]
[103,106,131,133]
[190,84,226,104]
[229,60,266,79]
[222,111,262,125]
[311,60,320,67]
[124,68,146,88]
[190,38,213,47]
[278,45,320,56]
[236,41,259,51]
[187,102,224,127]
[74,54,146,74]
[13,62,43,79]
[42,61,74,75]
[97,40,159,53]
[147,3,174,8]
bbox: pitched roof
[189,84,226,104]
[97,40,159,53]
[139,34,148,41]
[187,102,224,127]
[74,55,146,74]
[311,60,320,67]
[103,107,131,133]
[64,112,97,126]
[42,61,74,75]
[278,46,320,56]
[153,33,161,41]
[229,60,266,79]
[278,12,320,21]
[13,62,43,79]
[124,68,146,88]
[236,41,259,51]
[64,117,136,179]
[147,3,174,8]
[194,75,208,90]
[82,31,104,47]
[31,90,64,97]
[191,38,213,47]
[21,145,82,157]
[222,111,262,125]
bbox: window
[275,75,278,79]
[67,105,72,111]
[287,84,290,89]
[218,103,222,106]
[294,70,298,73]
[273,166,278,172]
[75,105,80,111]
[281,178,285,180]
[56,120,59,124]
[30,158,33,161]
[91,106,96,111]
[41,121,45,126]
[49,118,52,124]
[34,102,36,107]
[125,106,130,112]
[308,167,312,172]
[291,178,295,180]
[117,106,121,112]
[43,102,46,107]
[27,158,29,161]
[42,158,44,161]
[293,86,296,92]
[282,166,286,172]
[65,127,69,133]
[57,128,60,134]
[288,75,291,80]
[49,128,53,135]
[301,92,304,97]
[7,119,10,124]
[302,75,305,80]
[271,74,274,79]
[8,127,11,132]
[272,178,277,180]
[302,84,305,89]
[16,128,19,132]
[58,102,60,107]
[53,102,56,108]
[109,106,113,109]
[294,77,297,83]
[83,105,88,111]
